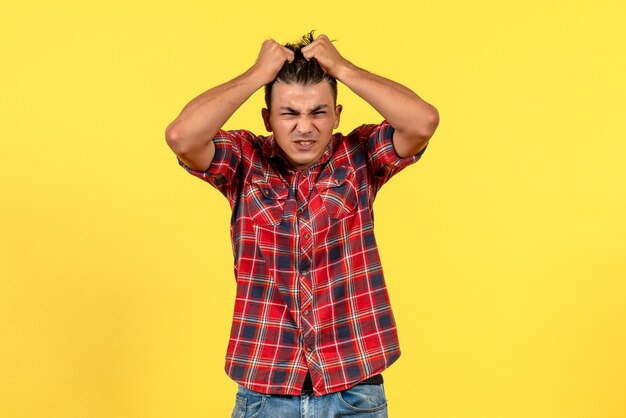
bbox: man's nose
[295,116,313,134]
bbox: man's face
[262,81,342,171]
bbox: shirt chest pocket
[244,176,288,226]
[315,166,358,220]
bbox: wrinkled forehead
[270,80,336,110]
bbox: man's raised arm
[165,40,294,172]
[301,35,439,158]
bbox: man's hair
[264,31,338,109]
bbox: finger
[282,47,295,62]
[301,44,317,60]
[301,38,321,52]
[301,43,312,54]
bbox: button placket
[294,170,316,358]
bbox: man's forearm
[165,68,263,155]
[337,62,439,142]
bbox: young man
[165,32,439,417]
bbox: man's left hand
[301,34,351,80]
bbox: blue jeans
[231,384,388,418]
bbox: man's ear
[262,108,272,132]
[333,104,343,129]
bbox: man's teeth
[297,141,314,145]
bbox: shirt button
[303,309,310,315]
[306,346,313,353]
[303,232,310,240]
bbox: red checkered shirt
[178,120,426,396]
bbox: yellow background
[1,0,625,417]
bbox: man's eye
[313,112,326,116]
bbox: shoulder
[340,121,393,144]
[214,129,273,157]
[332,121,392,157]
[215,128,263,145]
[330,125,376,168]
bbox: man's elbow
[165,120,182,150]
[418,105,439,140]
[395,107,439,157]
[165,120,196,155]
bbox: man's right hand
[251,40,295,85]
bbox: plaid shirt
[178,121,426,396]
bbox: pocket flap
[252,177,288,201]
[315,166,352,192]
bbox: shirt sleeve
[356,120,428,192]
[177,129,252,202]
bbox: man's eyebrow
[279,104,330,114]
[279,106,300,113]
[309,104,329,113]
